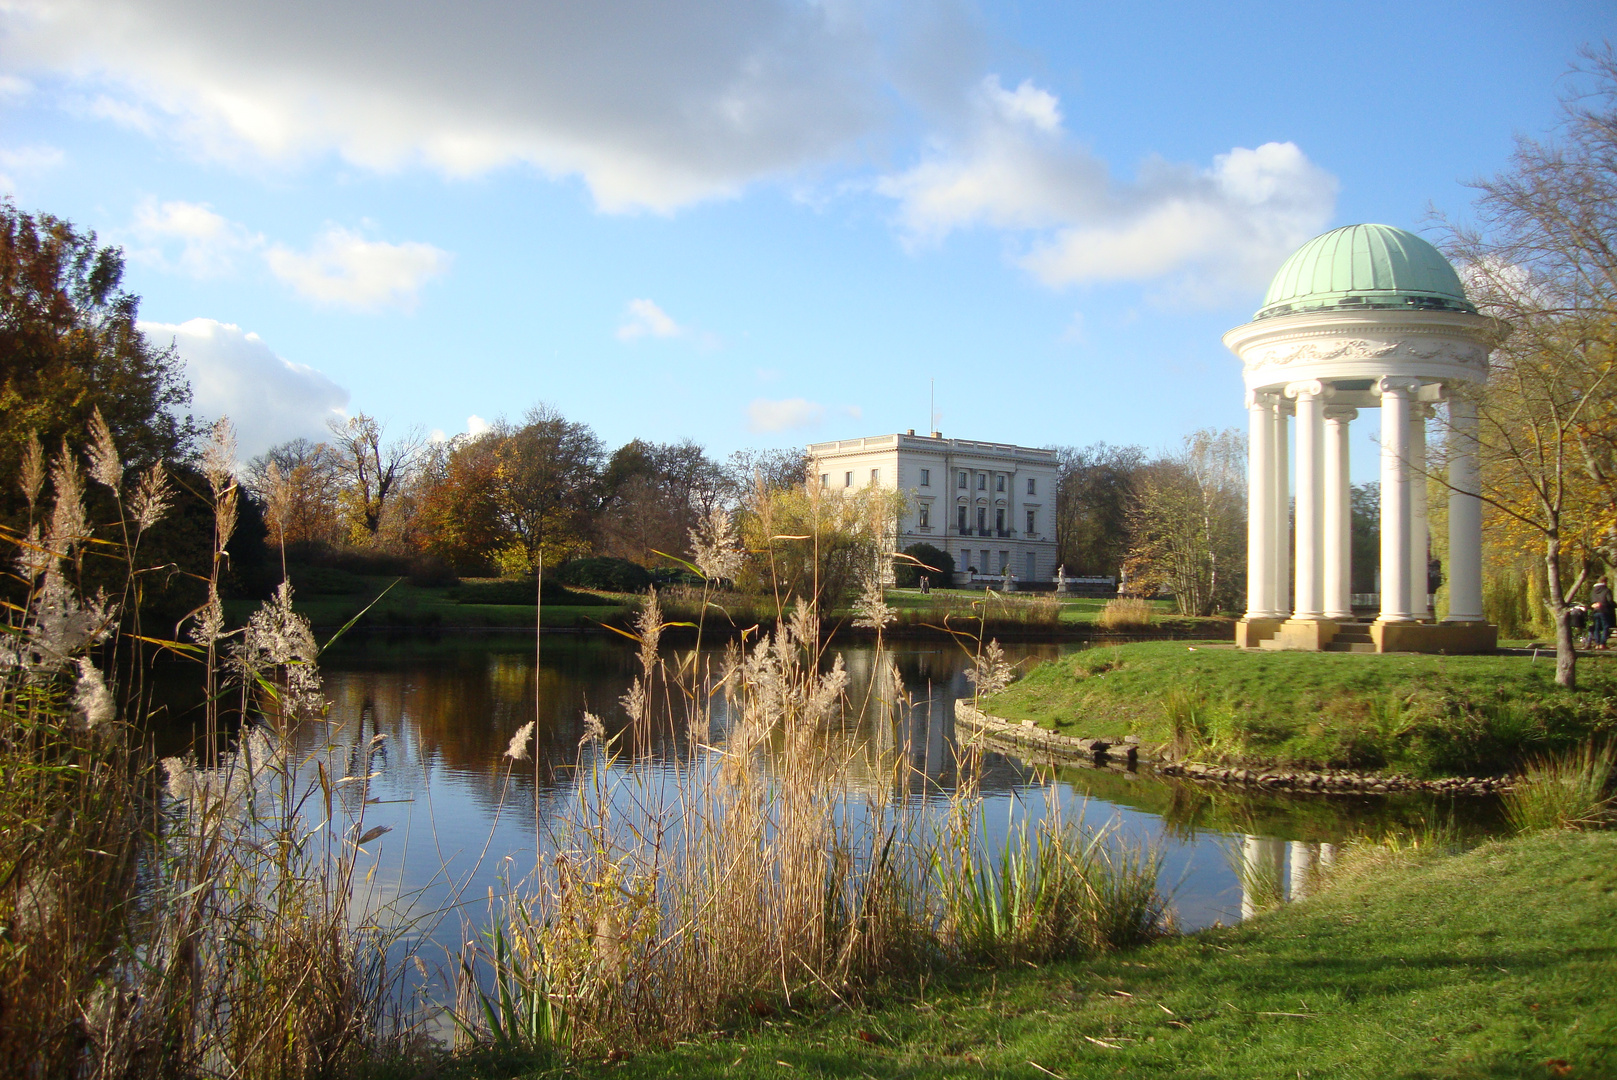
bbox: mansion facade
[806,431,1060,585]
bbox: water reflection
[154,633,1507,963]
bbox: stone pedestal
[1370,621,1498,654]
[1265,618,1340,651]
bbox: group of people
[1571,578,1613,650]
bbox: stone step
[1323,641,1377,653]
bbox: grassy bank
[515,828,1617,1080]
[982,642,1617,776]
[243,574,1226,640]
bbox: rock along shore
[954,699,1512,796]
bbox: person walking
[1591,578,1614,650]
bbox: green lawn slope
[530,830,1616,1080]
[982,642,1617,776]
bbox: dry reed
[1097,597,1156,631]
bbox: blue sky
[1,1,1607,475]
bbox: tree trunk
[1545,537,1577,689]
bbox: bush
[895,543,954,588]
[553,556,652,592]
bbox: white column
[1408,402,1430,618]
[1378,378,1419,622]
[1273,401,1291,616]
[1324,406,1357,620]
[1446,393,1486,621]
[1246,392,1279,619]
[1288,381,1327,620]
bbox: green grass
[982,641,1617,776]
[881,590,1223,634]
[225,575,634,631]
[503,829,1617,1079]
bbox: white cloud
[265,225,450,311]
[0,142,64,191]
[4,0,908,212]
[615,298,720,347]
[747,397,826,433]
[615,298,686,341]
[141,318,350,458]
[878,76,1337,300]
[466,414,491,436]
[128,196,260,277]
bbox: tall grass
[1503,741,1616,833]
[454,529,1168,1055]
[1097,597,1155,631]
[0,417,409,1079]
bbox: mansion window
[996,475,1005,492]
[820,474,829,488]
[920,468,930,486]
[957,505,968,531]
[958,471,968,489]
[977,507,987,533]
[1027,478,1036,495]
[844,471,853,487]
[918,504,930,528]
[1026,509,1036,534]
[871,468,880,483]
[995,508,1005,534]
[977,473,987,490]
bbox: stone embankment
[955,699,1513,795]
[955,700,1152,767]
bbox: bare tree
[1122,430,1246,616]
[326,413,425,546]
[1435,45,1617,688]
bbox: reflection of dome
[1255,224,1475,321]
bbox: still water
[283,631,1502,962]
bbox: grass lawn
[504,829,1616,1079]
[881,589,1225,634]
[225,575,634,632]
[982,641,1617,777]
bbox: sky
[0,0,1609,477]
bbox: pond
[252,631,1508,954]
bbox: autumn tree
[739,483,904,612]
[1051,442,1147,577]
[492,404,605,572]
[0,202,194,527]
[326,413,425,547]
[595,438,724,564]
[1436,46,1617,687]
[244,438,345,546]
[413,431,509,572]
[1121,430,1246,616]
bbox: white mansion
[806,431,1060,585]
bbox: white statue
[1001,564,1015,593]
[1055,564,1067,594]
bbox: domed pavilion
[1224,224,1498,653]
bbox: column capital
[1244,389,1279,410]
[1323,405,1359,423]
[1377,376,1422,398]
[1285,379,1332,401]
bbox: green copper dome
[1255,224,1476,320]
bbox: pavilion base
[1260,618,1341,651]
[1371,620,1498,654]
[1235,618,1285,649]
